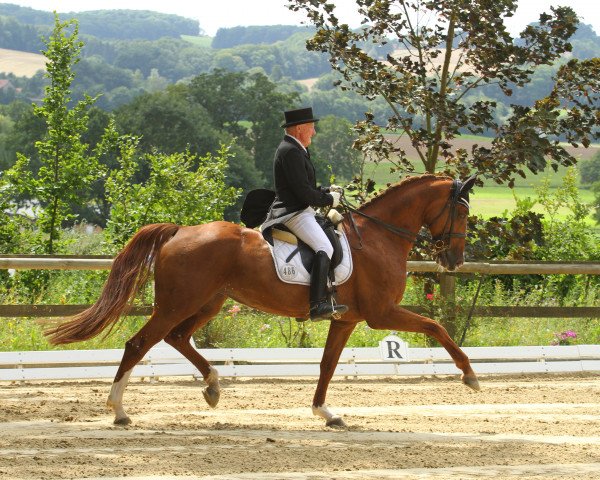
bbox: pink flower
[426,293,434,301]
[551,330,578,346]
[227,304,241,315]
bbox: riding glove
[330,192,341,208]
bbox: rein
[341,200,423,249]
[340,179,467,254]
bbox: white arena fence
[1,342,599,382]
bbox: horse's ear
[460,175,477,195]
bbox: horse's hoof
[113,416,131,426]
[203,386,220,408]
[326,416,347,429]
[462,373,481,392]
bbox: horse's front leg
[312,320,356,428]
[366,306,480,391]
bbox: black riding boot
[309,251,348,321]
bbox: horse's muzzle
[436,250,464,272]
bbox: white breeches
[284,207,334,259]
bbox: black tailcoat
[240,135,333,229]
[268,135,333,220]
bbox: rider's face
[294,122,316,147]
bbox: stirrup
[310,301,348,321]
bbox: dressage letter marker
[379,335,410,362]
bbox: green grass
[368,159,598,226]
[2,302,595,352]
[0,316,149,351]
[471,185,596,219]
[180,35,213,47]
[2,276,598,352]
[370,158,593,189]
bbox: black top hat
[281,107,319,128]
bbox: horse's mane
[358,174,451,210]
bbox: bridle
[423,179,469,255]
[340,179,469,255]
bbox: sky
[3,0,599,36]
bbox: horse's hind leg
[366,306,480,391]
[163,295,226,408]
[107,309,185,425]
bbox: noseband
[341,179,469,255]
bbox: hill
[1,4,598,124]
[0,4,199,40]
[212,25,312,49]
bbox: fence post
[439,273,457,340]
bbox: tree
[114,86,222,157]
[0,187,24,256]
[584,152,600,224]
[188,70,248,136]
[1,101,45,172]
[0,15,44,52]
[593,182,600,224]
[212,25,311,49]
[188,70,299,184]
[112,81,264,216]
[3,14,102,253]
[288,1,599,187]
[579,151,600,185]
[101,123,240,248]
[243,73,300,184]
[212,51,248,72]
[310,115,361,183]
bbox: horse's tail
[45,223,180,345]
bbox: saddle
[262,215,343,273]
[261,213,353,287]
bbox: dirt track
[1,373,600,479]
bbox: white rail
[1,344,599,382]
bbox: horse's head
[425,176,476,271]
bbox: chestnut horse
[45,174,479,427]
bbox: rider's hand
[330,191,341,208]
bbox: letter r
[386,341,403,359]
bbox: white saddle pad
[268,229,353,286]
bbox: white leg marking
[107,369,132,423]
[312,404,341,422]
[202,366,221,408]
[205,366,220,391]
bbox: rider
[265,107,348,321]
